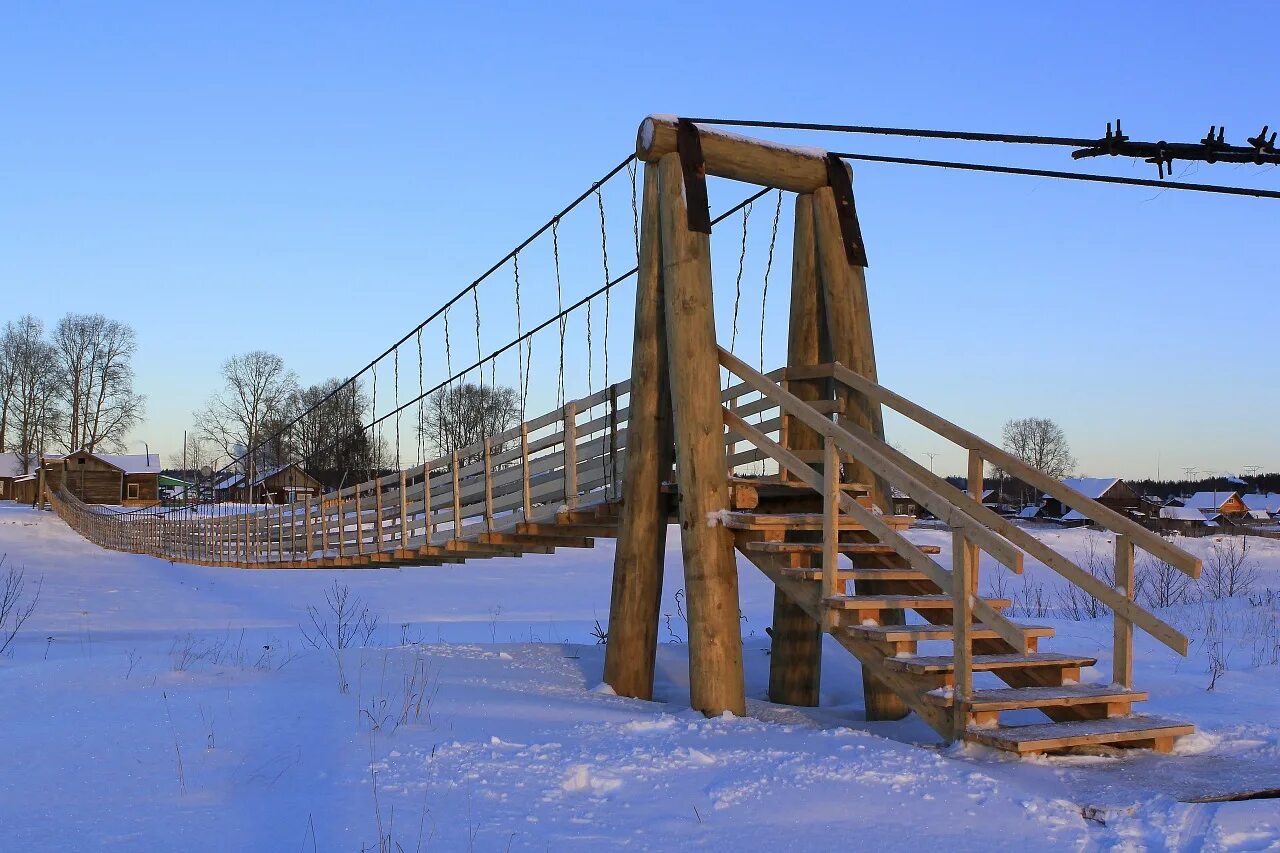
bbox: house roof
[1060,477,1121,500]
[1017,505,1041,519]
[1061,509,1089,522]
[47,450,161,475]
[1241,493,1280,513]
[1180,490,1243,511]
[215,463,303,491]
[1245,509,1272,520]
[1160,506,1211,522]
[0,452,30,478]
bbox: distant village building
[0,452,30,500]
[215,463,323,505]
[1166,490,1248,519]
[1041,478,1140,524]
[45,450,162,506]
[1158,505,1221,535]
[10,472,40,505]
[1241,493,1280,517]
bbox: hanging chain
[627,159,639,259]
[393,347,401,472]
[471,285,485,387]
[730,200,754,351]
[552,218,566,408]
[514,252,527,420]
[760,189,782,373]
[443,307,453,378]
[596,188,610,391]
[416,327,425,468]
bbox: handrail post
[1114,533,1135,688]
[966,448,984,610]
[563,402,578,509]
[952,527,974,743]
[483,436,495,531]
[398,469,408,549]
[822,436,840,630]
[303,496,313,562]
[520,424,533,520]
[451,450,462,540]
[374,476,384,552]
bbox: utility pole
[922,451,939,474]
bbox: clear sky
[3,2,1276,478]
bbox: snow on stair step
[923,684,1147,710]
[748,542,941,556]
[883,652,1097,675]
[824,594,1013,611]
[717,511,915,531]
[847,623,1055,643]
[964,715,1194,754]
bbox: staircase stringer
[734,532,952,736]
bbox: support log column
[604,163,675,700]
[656,151,746,717]
[812,185,908,721]
[768,194,824,707]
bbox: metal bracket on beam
[676,119,713,234]
[825,155,868,267]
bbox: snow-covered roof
[215,463,298,491]
[1061,509,1089,522]
[981,489,996,501]
[1060,477,1121,500]
[1245,509,1272,521]
[1241,493,1280,513]
[94,453,162,475]
[1017,505,1041,519]
[1160,506,1210,522]
[0,452,29,478]
[1180,490,1242,511]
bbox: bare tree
[1139,553,1193,609]
[0,555,41,657]
[289,378,384,473]
[195,351,298,482]
[0,325,18,454]
[421,382,518,465]
[52,313,144,453]
[4,316,61,471]
[1001,416,1075,505]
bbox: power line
[829,151,1280,200]
[679,117,1096,147]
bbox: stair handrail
[802,361,1201,579]
[743,354,1193,658]
[721,406,1034,654]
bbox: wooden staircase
[718,349,1201,756]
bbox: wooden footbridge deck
[47,116,1203,756]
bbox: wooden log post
[656,151,745,717]
[638,116,831,194]
[951,527,974,742]
[603,162,675,701]
[768,193,825,707]
[811,184,908,721]
[1114,534,1135,688]
[562,403,578,510]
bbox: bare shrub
[1057,535,1113,621]
[301,581,379,694]
[1201,536,1258,600]
[1139,554,1193,610]
[0,555,42,657]
[1015,574,1051,620]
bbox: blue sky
[2,2,1276,478]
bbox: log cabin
[1167,490,1249,519]
[0,452,31,500]
[215,463,323,505]
[46,450,162,506]
[1042,477,1141,522]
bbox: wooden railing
[718,349,1201,740]
[48,369,787,568]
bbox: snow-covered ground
[1,503,1278,851]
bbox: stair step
[782,566,935,582]
[825,594,1012,611]
[728,476,870,494]
[924,684,1146,711]
[883,652,1097,675]
[719,512,915,532]
[964,715,1193,754]
[848,623,1055,643]
[749,542,941,556]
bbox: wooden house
[216,463,323,504]
[1042,478,1140,521]
[49,450,162,506]
[1168,490,1249,519]
[0,452,31,500]
[10,472,39,505]
[1158,505,1221,536]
